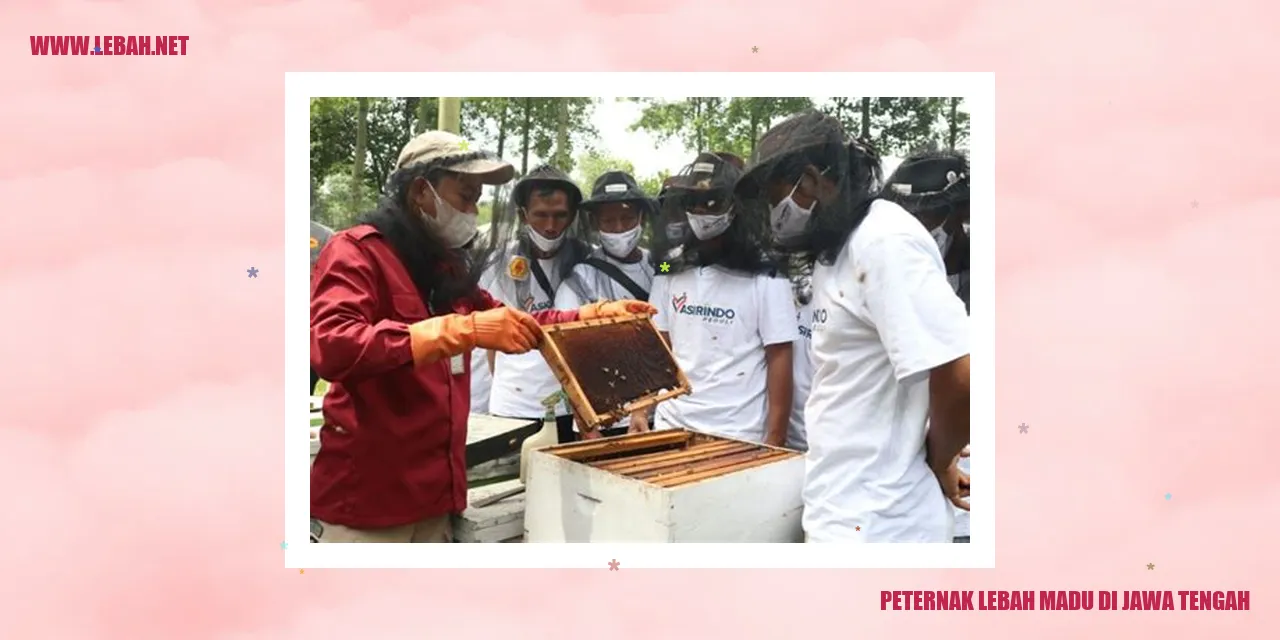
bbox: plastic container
[519,419,559,485]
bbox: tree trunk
[353,97,369,210]
[520,97,533,175]
[437,98,461,134]
[492,101,510,213]
[693,99,704,152]
[415,98,431,134]
[860,97,871,140]
[947,97,959,149]
[496,100,508,158]
[749,103,761,156]
[553,98,571,170]
[403,98,418,138]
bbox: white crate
[524,430,804,543]
[453,479,526,543]
[309,426,321,468]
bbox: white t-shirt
[789,299,815,451]
[650,266,799,443]
[954,453,970,538]
[482,256,570,419]
[554,248,654,307]
[946,266,971,539]
[802,199,970,543]
[469,348,491,415]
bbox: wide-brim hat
[883,152,970,206]
[581,170,656,215]
[510,164,584,210]
[665,152,742,197]
[395,130,515,185]
[735,110,845,200]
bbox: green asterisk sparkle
[660,262,671,273]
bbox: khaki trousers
[311,515,453,543]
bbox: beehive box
[538,314,692,432]
[525,430,805,542]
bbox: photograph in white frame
[285,71,994,569]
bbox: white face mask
[526,224,565,253]
[770,177,817,241]
[930,224,953,255]
[686,209,734,240]
[421,183,478,249]
[599,225,642,259]
[514,207,565,252]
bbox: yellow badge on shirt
[508,256,530,281]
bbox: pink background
[3,0,1278,637]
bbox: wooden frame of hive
[541,428,799,488]
[538,313,692,433]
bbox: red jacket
[309,224,577,528]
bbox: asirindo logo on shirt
[797,310,813,339]
[671,293,736,325]
[522,296,553,313]
[809,308,829,335]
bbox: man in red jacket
[309,131,654,543]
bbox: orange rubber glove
[579,300,658,321]
[407,307,542,366]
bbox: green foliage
[461,98,598,174]
[573,149,669,202]
[820,97,965,155]
[627,97,970,158]
[308,96,971,231]
[314,165,378,230]
[636,171,670,200]
[310,97,601,228]
[310,97,431,195]
[573,149,636,192]
[626,98,814,158]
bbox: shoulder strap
[528,258,556,302]
[582,257,650,301]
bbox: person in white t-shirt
[735,111,971,543]
[788,266,815,451]
[480,165,593,444]
[648,152,797,446]
[882,150,973,542]
[554,170,659,439]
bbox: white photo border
[284,71,996,569]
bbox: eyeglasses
[674,192,732,213]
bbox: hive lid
[538,313,692,432]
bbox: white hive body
[524,429,804,543]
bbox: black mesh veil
[578,171,659,254]
[881,149,971,306]
[648,151,778,277]
[470,164,593,307]
[734,110,883,266]
[880,150,970,221]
